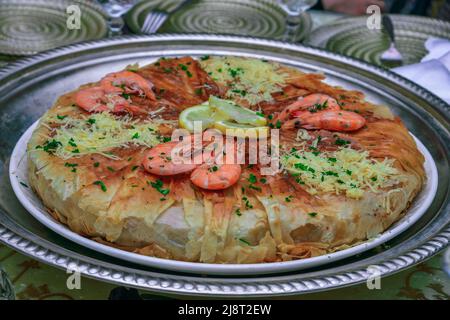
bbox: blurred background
[0,0,449,68]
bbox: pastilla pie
[27,56,425,263]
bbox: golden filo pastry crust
[27,56,425,263]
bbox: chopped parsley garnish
[275,120,282,129]
[308,100,328,113]
[238,238,251,246]
[308,212,318,217]
[371,177,378,182]
[93,162,100,167]
[230,89,247,97]
[335,138,350,146]
[294,163,315,173]
[107,166,115,172]
[260,178,267,184]
[323,170,338,177]
[57,115,67,120]
[285,195,293,202]
[228,67,243,78]
[68,138,77,147]
[178,65,193,77]
[159,136,171,143]
[328,157,337,163]
[40,139,62,154]
[64,162,78,172]
[256,111,264,117]
[94,180,107,192]
[71,148,80,154]
[248,185,261,192]
[195,88,203,95]
[235,209,242,216]
[150,179,170,196]
[200,55,210,61]
[242,196,253,209]
[86,118,96,124]
[131,132,140,139]
[131,165,139,171]
[248,173,257,184]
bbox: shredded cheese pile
[281,148,400,199]
[199,56,287,105]
[41,112,161,160]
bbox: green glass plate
[0,0,108,56]
[306,14,450,68]
[125,0,312,41]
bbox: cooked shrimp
[285,110,366,132]
[190,163,241,190]
[100,71,156,101]
[74,86,146,114]
[275,93,340,123]
[74,86,128,113]
[143,141,199,176]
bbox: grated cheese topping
[199,56,287,105]
[38,112,161,160]
[281,147,400,199]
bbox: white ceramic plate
[9,120,438,275]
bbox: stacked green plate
[306,14,450,67]
[0,0,108,56]
[125,0,312,41]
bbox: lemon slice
[213,120,269,138]
[209,96,267,127]
[179,104,215,132]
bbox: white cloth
[393,37,450,104]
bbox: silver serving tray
[0,35,449,296]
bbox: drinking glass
[0,264,15,300]
[97,0,140,36]
[277,0,318,41]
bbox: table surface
[0,9,449,300]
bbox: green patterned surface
[0,0,108,56]
[306,14,450,68]
[0,243,449,299]
[125,0,312,41]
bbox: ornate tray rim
[0,34,449,296]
